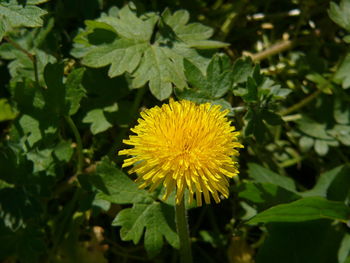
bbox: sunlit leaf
[112,202,179,257]
[0,1,47,41]
[74,4,227,100]
[248,197,350,224]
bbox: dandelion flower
[119,99,243,206]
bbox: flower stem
[250,39,294,62]
[175,197,193,263]
[279,89,321,116]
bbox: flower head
[119,99,243,206]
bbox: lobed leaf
[334,53,350,89]
[0,1,47,41]
[90,157,153,204]
[82,108,114,134]
[112,202,179,257]
[75,4,227,100]
[178,53,233,108]
[328,0,350,32]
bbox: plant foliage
[0,0,350,262]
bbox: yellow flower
[119,99,243,206]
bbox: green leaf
[0,98,17,122]
[328,124,350,146]
[112,202,179,257]
[82,39,148,77]
[314,139,329,156]
[74,20,117,46]
[302,165,346,198]
[344,35,350,43]
[75,4,226,100]
[83,108,114,134]
[9,77,66,153]
[99,4,157,41]
[175,86,235,115]
[0,145,33,185]
[0,223,46,263]
[183,58,206,89]
[244,109,269,142]
[261,109,283,126]
[0,1,47,41]
[259,76,288,100]
[248,163,296,192]
[232,57,255,85]
[0,15,9,41]
[248,197,350,224]
[297,117,334,140]
[160,9,228,49]
[27,148,55,175]
[295,117,343,155]
[89,157,153,204]
[199,230,226,248]
[176,54,235,116]
[242,77,258,102]
[306,72,333,94]
[44,64,85,119]
[235,64,289,103]
[182,54,233,99]
[206,53,232,98]
[0,43,57,84]
[238,181,300,211]
[256,220,344,263]
[334,98,350,124]
[0,188,41,231]
[299,136,314,152]
[0,179,12,190]
[334,53,350,89]
[53,140,74,162]
[131,45,182,100]
[65,67,86,115]
[328,0,350,32]
[325,165,350,201]
[339,234,350,263]
[18,114,42,147]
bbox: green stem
[130,87,146,119]
[175,197,193,263]
[250,40,294,62]
[64,115,83,175]
[281,113,302,122]
[279,89,322,116]
[32,54,39,85]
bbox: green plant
[0,0,350,262]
